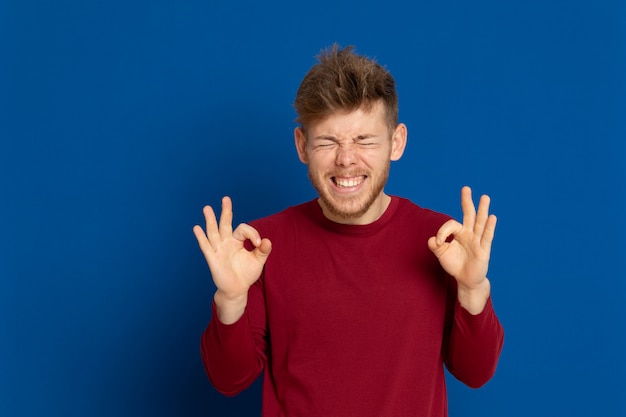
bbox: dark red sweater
[201,197,504,416]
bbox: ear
[390,123,407,161]
[294,127,308,164]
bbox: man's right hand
[193,196,272,324]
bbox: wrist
[214,290,248,325]
[457,278,491,315]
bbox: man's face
[295,101,406,225]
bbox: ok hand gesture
[428,186,497,314]
[193,197,272,323]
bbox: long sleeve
[198,198,504,416]
[444,296,504,388]
[200,280,268,396]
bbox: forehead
[307,102,388,139]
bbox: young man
[193,44,504,417]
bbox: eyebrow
[312,134,378,141]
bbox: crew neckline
[307,196,400,236]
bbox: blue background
[1,0,624,416]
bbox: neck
[319,193,391,225]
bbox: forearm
[445,297,504,388]
[201,301,264,396]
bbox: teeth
[335,177,363,188]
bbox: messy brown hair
[293,44,398,132]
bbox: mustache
[328,171,368,178]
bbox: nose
[335,143,357,167]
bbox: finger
[474,194,491,236]
[427,236,442,256]
[480,214,497,251]
[232,223,263,246]
[219,196,233,238]
[461,186,476,229]
[252,238,273,263]
[202,205,221,247]
[192,224,212,253]
[434,219,463,245]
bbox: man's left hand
[428,186,497,314]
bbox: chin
[321,195,375,220]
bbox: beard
[307,160,390,221]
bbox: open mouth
[332,176,366,188]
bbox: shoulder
[394,196,452,223]
[248,200,317,236]
[390,196,451,237]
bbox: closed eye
[315,141,336,148]
[355,136,380,147]
[311,135,381,149]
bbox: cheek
[308,152,335,168]
[362,152,391,169]
[306,158,329,178]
